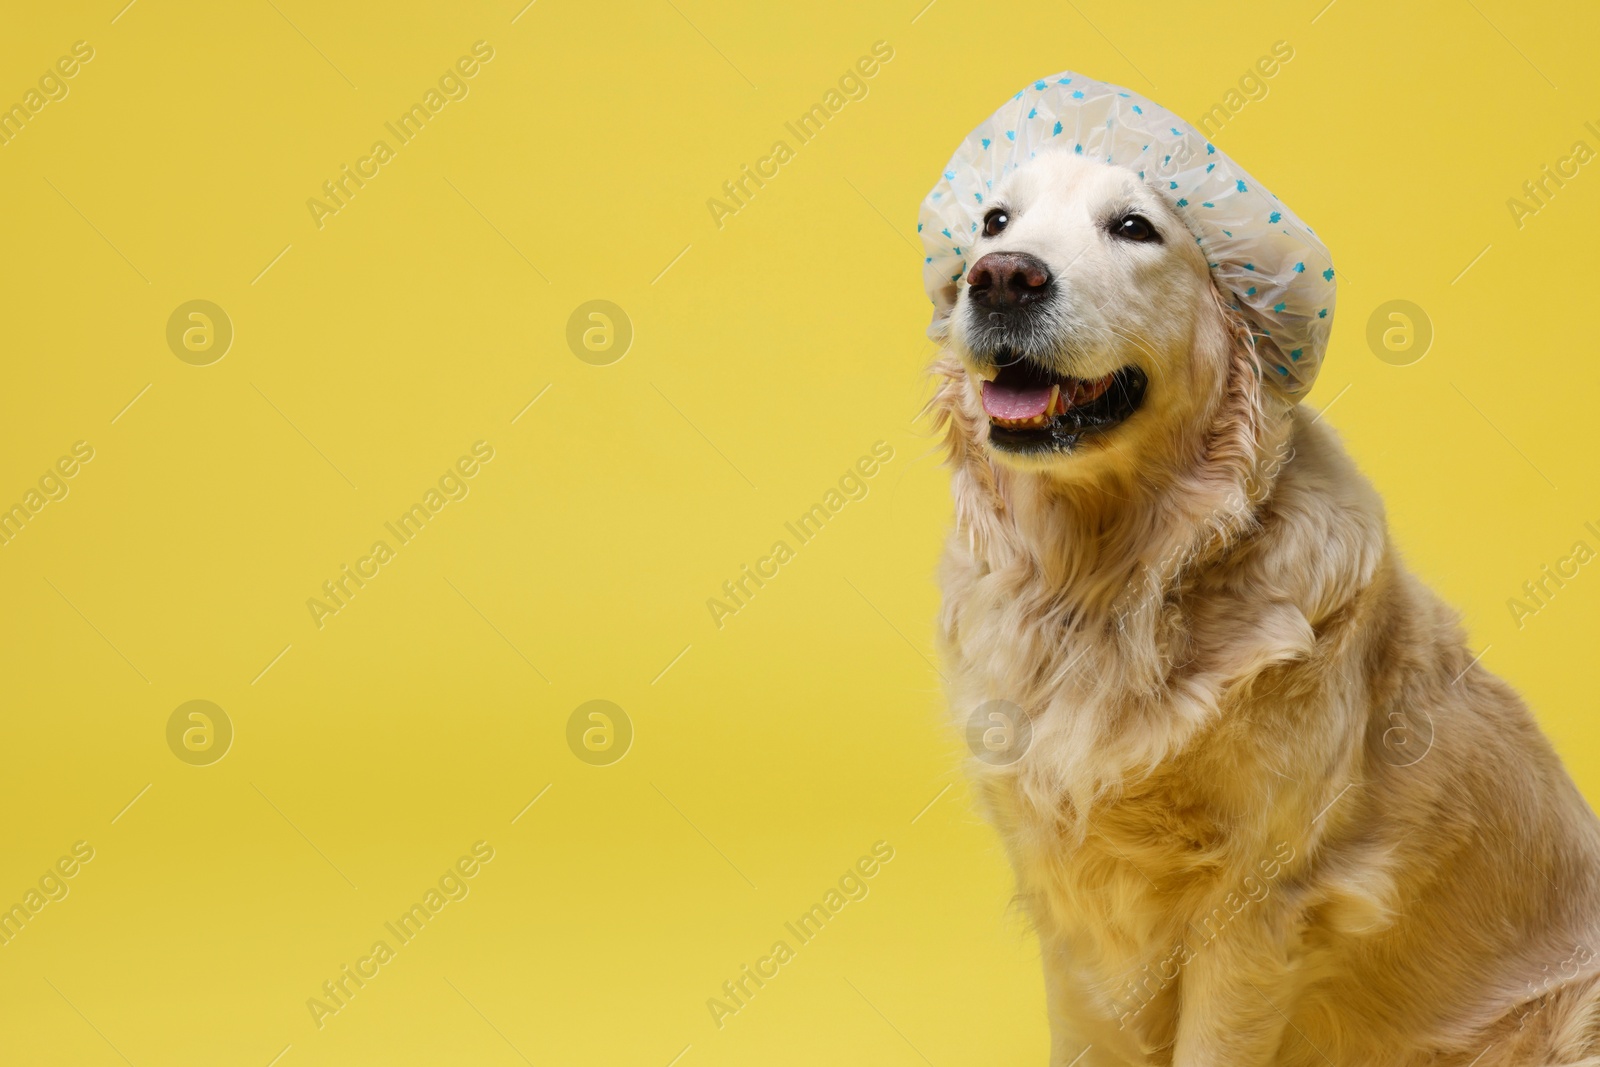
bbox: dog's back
[1283,431,1600,1063]
[1281,423,1600,1064]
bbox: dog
[930,150,1600,1066]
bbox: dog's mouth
[978,355,1147,453]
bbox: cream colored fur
[932,153,1600,1066]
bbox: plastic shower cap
[919,71,1335,397]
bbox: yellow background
[1,1,1597,1063]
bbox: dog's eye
[982,209,1009,237]
[1111,214,1159,243]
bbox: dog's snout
[967,252,1053,309]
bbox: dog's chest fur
[944,582,1326,1061]
[935,422,1388,1059]
[946,577,1299,1050]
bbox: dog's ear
[1196,281,1267,499]
[1195,282,1282,514]
[1206,281,1300,423]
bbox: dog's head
[944,151,1256,484]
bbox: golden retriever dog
[930,151,1600,1066]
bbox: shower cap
[919,71,1335,397]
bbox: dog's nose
[967,252,1052,309]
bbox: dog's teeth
[994,412,1051,429]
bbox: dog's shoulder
[1233,408,1391,629]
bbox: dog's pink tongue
[981,379,1054,420]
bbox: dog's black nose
[967,252,1052,309]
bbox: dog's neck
[933,343,1301,830]
[936,350,1294,638]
